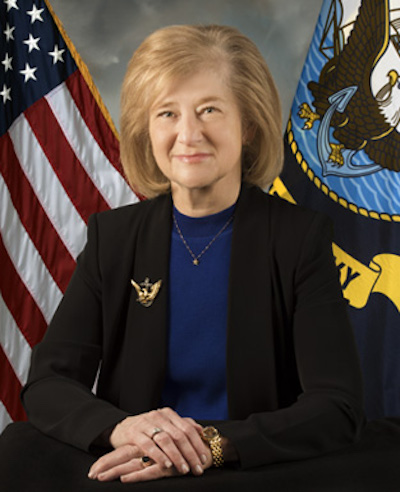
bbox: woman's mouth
[174,153,211,163]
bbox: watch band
[202,426,224,467]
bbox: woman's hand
[88,407,213,482]
[88,444,181,483]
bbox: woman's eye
[158,111,174,118]
[203,107,216,114]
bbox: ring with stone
[141,456,152,467]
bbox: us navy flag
[271,0,400,419]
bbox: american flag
[0,0,138,432]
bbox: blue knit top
[160,203,235,420]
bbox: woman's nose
[177,113,202,144]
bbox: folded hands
[88,407,213,483]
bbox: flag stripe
[0,234,47,348]
[49,76,137,209]
[0,133,76,293]
[0,174,63,324]
[0,402,13,434]
[66,71,121,173]
[0,294,31,385]
[25,92,110,223]
[8,114,87,260]
[0,345,26,422]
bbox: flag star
[23,33,41,52]
[4,0,19,12]
[48,44,65,64]
[0,84,12,104]
[27,4,44,23]
[2,53,13,72]
[4,23,15,42]
[20,62,37,82]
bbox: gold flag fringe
[44,0,119,140]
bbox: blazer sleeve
[21,214,130,452]
[216,212,365,469]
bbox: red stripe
[65,71,122,174]
[0,345,27,422]
[66,72,145,202]
[0,133,76,293]
[24,97,110,223]
[0,234,47,347]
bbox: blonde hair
[120,24,283,198]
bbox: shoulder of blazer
[239,184,332,233]
[81,194,172,270]
[94,193,171,231]
[236,185,334,274]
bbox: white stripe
[46,83,138,209]
[0,294,31,386]
[8,114,87,260]
[0,402,13,434]
[0,175,62,324]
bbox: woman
[21,25,365,484]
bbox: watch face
[203,426,218,440]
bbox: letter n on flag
[271,0,400,418]
[0,0,139,432]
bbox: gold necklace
[172,212,234,266]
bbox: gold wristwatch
[202,426,224,467]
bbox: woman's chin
[171,176,217,194]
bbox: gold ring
[150,427,163,439]
[141,456,152,467]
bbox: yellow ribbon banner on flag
[269,178,400,313]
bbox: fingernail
[195,464,204,475]
[165,460,173,468]
[181,463,190,474]
[201,454,207,464]
[88,470,96,480]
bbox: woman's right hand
[106,407,211,477]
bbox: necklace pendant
[173,211,234,268]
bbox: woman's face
[148,67,244,206]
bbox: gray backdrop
[51,0,323,130]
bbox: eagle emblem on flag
[289,0,400,220]
[300,0,400,176]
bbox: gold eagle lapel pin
[131,277,162,308]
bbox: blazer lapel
[226,185,280,418]
[119,194,172,414]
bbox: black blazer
[22,184,365,469]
